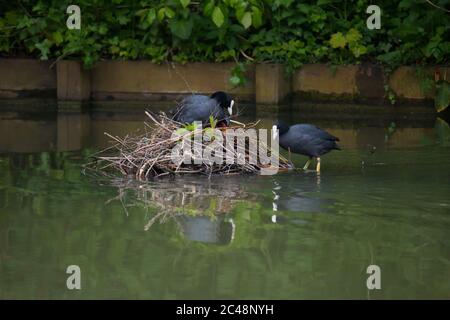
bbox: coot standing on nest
[172,91,234,127]
[272,121,340,173]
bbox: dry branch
[85,112,291,180]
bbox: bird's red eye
[217,121,228,128]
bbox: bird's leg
[288,148,292,165]
[303,158,312,171]
[316,157,321,174]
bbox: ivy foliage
[0,0,449,109]
[0,0,449,68]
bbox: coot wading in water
[171,91,234,127]
[272,121,340,173]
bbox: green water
[0,104,449,299]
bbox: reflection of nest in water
[104,176,256,235]
[84,112,291,180]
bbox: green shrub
[0,0,448,69]
[1,0,450,109]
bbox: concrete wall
[0,58,447,106]
[57,61,91,101]
[291,64,447,104]
[91,61,255,101]
[0,59,56,98]
[389,66,436,100]
[293,64,359,97]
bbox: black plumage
[172,91,234,127]
[273,121,340,172]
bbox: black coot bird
[172,91,234,127]
[273,121,340,173]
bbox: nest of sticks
[85,112,291,180]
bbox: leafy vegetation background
[0,0,449,70]
[1,0,449,110]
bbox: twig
[425,0,450,13]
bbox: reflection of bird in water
[270,175,335,224]
[271,214,308,225]
[144,176,255,214]
[107,176,253,244]
[177,215,235,245]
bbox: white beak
[272,125,278,140]
[228,100,234,116]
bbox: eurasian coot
[172,91,234,126]
[272,121,340,173]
